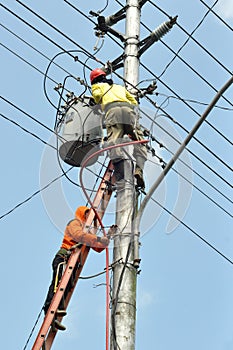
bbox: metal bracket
[95,16,127,42]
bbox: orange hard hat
[90,68,106,83]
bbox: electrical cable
[114,0,233,109]
[0,23,75,78]
[4,27,228,194]
[1,4,78,60]
[43,50,86,110]
[134,75,233,268]
[93,0,110,15]
[150,195,233,265]
[155,92,233,113]
[2,96,232,229]
[147,157,232,218]
[1,96,56,135]
[157,0,219,78]
[139,107,233,189]
[139,61,233,160]
[148,0,233,77]
[0,43,57,86]
[199,0,233,31]
[2,30,231,219]
[155,105,233,173]
[3,1,231,168]
[22,307,44,350]
[0,167,73,221]
[0,113,56,150]
[146,133,233,206]
[15,1,94,62]
[7,90,230,225]
[1,41,87,114]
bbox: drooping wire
[93,0,110,15]
[2,28,231,196]
[147,0,232,77]
[22,307,44,350]
[158,0,219,78]
[199,0,233,31]
[155,92,233,113]
[43,50,85,110]
[5,0,232,146]
[0,166,73,221]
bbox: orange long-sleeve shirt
[60,206,106,252]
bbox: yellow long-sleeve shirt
[91,82,138,109]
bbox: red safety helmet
[90,68,106,83]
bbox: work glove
[107,224,118,239]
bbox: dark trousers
[43,254,67,314]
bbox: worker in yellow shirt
[90,68,147,189]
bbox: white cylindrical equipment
[58,96,103,167]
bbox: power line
[5,95,231,221]
[104,1,233,146]
[148,138,233,205]
[157,0,220,78]
[148,0,233,77]
[3,2,232,219]
[1,3,84,61]
[1,96,55,134]
[1,42,58,85]
[140,61,233,149]
[155,92,233,113]
[5,90,230,222]
[148,158,232,218]
[150,195,233,265]
[2,3,231,213]
[4,0,231,156]
[140,107,233,190]
[156,105,233,172]
[0,113,56,150]
[199,0,233,32]
[0,167,72,221]
[0,23,78,80]
[15,1,95,62]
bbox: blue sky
[1,1,233,349]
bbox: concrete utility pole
[111,1,141,350]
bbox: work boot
[134,166,145,189]
[54,319,66,331]
[56,309,67,317]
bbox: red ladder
[32,161,115,350]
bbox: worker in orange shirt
[90,68,147,189]
[43,206,109,331]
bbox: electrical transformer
[58,96,103,167]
